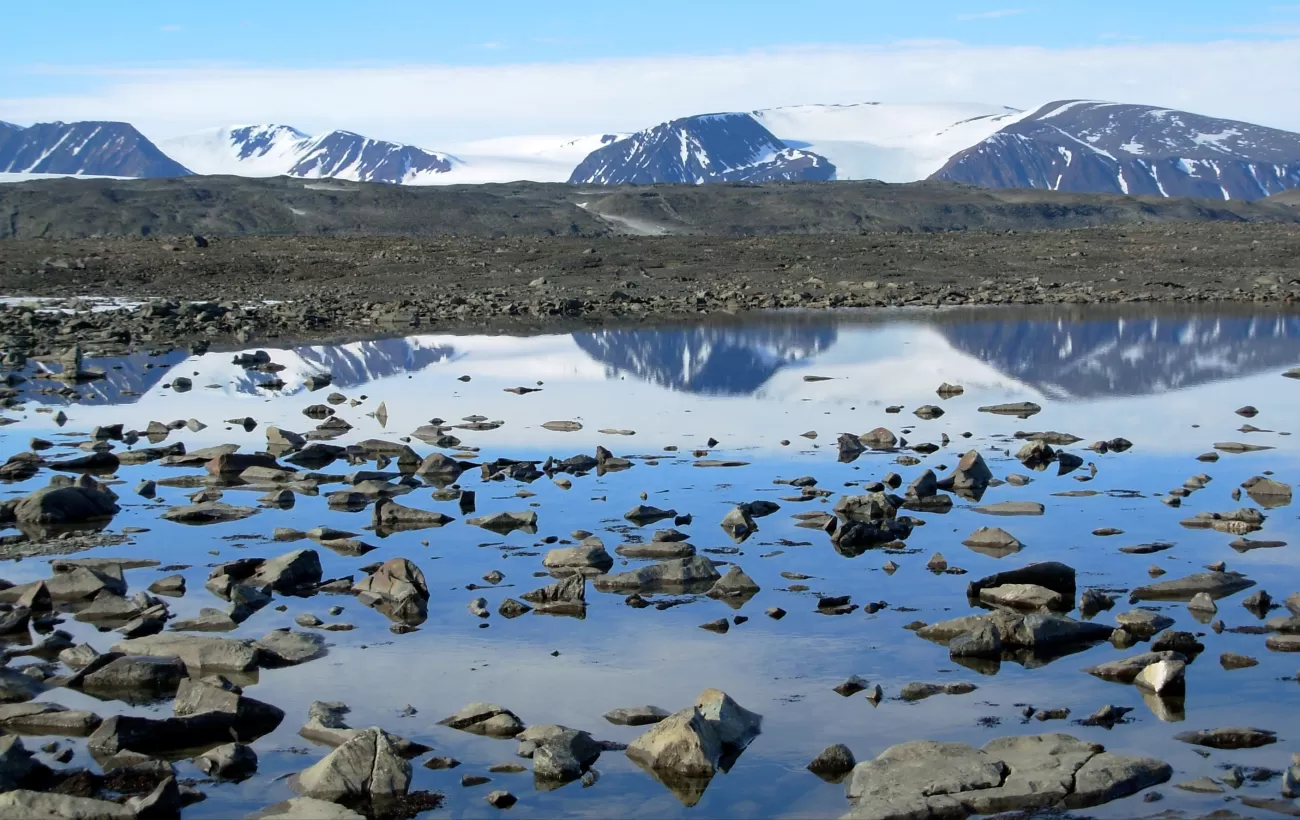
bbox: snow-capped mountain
[437,133,627,184]
[0,121,191,177]
[568,113,835,185]
[751,102,1023,182]
[160,125,456,184]
[933,100,1300,201]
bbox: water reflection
[25,305,1300,406]
[2,305,1300,819]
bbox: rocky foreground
[1,335,1299,818]
[0,222,1299,358]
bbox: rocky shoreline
[1,223,1299,357]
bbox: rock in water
[808,743,856,782]
[294,728,411,801]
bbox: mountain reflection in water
[28,306,1300,405]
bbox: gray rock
[13,477,120,527]
[626,707,723,783]
[542,540,614,575]
[160,501,259,525]
[1115,609,1175,638]
[0,791,133,820]
[0,702,101,736]
[78,655,186,696]
[1085,651,1188,683]
[255,630,327,666]
[948,623,1003,659]
[519,724,601,783]
[808,743,856,782]
[616,542,696,559]
[594,556,720,593]
[961,527,1023,557]
[843,734,1169,819]
[1133,660,1186,696]
[467,511,538,534]
[978,583,1066,611]
[967,561,1075,598]
[604,706,670,726]
[438,703,525,737]
[249,797,364,819]
[1174,727,1277,749]
[294,728,411,801]
[372,498,454,532]
[899,682,977,701]
[719,506,758,543]
[0,668,46,703]
[1130,571,1255,602]
[111,634,260,672]
[708,566,760,599]
[352,558,429,624]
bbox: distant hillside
[2,175,1299,240]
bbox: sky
[2,0,1299,146]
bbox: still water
[3,305,1299,819]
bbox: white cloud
[2,39,1299,146]
[956,9,1026,21]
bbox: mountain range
[3,99,1300,200]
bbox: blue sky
[2,0,1291,75]
[2,1,1297,144]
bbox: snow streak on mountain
[933,100,1300,201]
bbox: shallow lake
[3,304,1299,819]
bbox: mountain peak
[933,100,1300,200]
[568,112,835,185]
[0,120,190,177]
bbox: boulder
[372,499,454,532]
[111,634,260,672]
[88,711,273,759]
[77,655,186,697]
[466,511,538,534]
[255,630,327,667]
[593,556,720,593]
[978,584,1066,612]
[519,724,602,783]
[626,707,723,784]
[13,477,120,526]
[0,791,133,820]
[173,677,285,739]
[351,558,428,624]
[604,706,670,726]
[160,501,259,525]
[438,703,524,737]
[294,728,411,802]
[1133,660,1186,696]
[0,702,101,736]
[1085,651,1188,683]
[967,562,1076,599]
[1130,571,1256,603]
[962,527,1023,558]
[1174,727,1277,749]
[0,735,48,791]
[0,668,45,703]
[939,450,994,494]
[195,742,258,780]
[808,743,857,783]
[844,734,1169,819]
[542,540,614,576]
[719,506,758,542]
